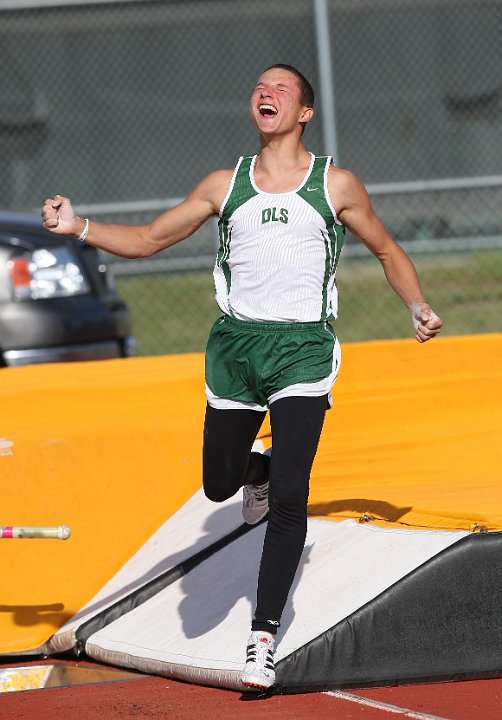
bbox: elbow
[121,246,154,260]
[374,239,401,266]
[135,245,157,259]
[134,229,162,258]
[375,249,389,264]
[374,247,391,267]
[135,225,170,258]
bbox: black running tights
[202,395,328,634]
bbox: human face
[250,68,312,136]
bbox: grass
[115,249,502,356]
[115,271,221,355]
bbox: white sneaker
[242,447,272,525]
[241,631,276,690]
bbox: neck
[256,134,310,174]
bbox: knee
[202,464,239,503]
[269,481,309,518]
[203,451,251,504]
[203,483,231,503]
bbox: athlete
[41,64,442,691]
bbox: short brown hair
[264,64,315,108]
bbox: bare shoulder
[189,168,234,214]
[327,165,370,213]
[202,168,235,188]
[328,165,366,194]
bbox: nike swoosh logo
[305,187,318,192]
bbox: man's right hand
[41,195,82,236]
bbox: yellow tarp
[310,333,502,531]
[1,354,208,653]
[1,334,501,653]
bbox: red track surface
[2,659,502,719]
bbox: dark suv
[0,212,135,367]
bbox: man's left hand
[410,302,443,343]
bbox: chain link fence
[1,0,501,354]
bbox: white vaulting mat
[83,510,468,691]
[47,489,244,655]
[47,440,267,655]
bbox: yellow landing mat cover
[0,334,500,653]
[310,333,502,532]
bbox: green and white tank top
[214,153,345,322]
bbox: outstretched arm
[41,169,232,259]
[329,168,442,343]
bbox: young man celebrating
[41,64,442,690]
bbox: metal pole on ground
[0,525,71,539]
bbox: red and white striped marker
[0,525,71,539]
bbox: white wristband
[77,218,89,243]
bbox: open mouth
[258,104,278,117]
